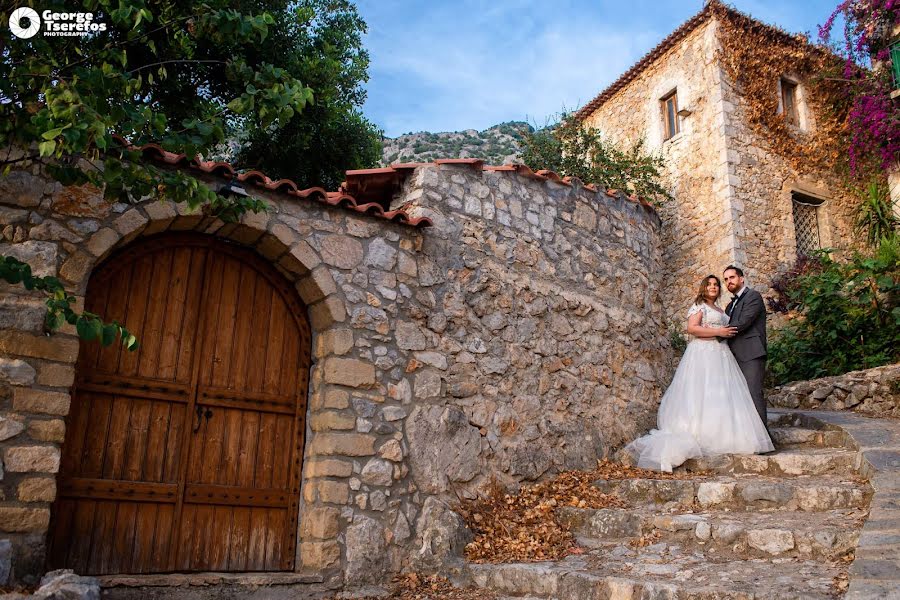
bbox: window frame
[660,90,680,141]
[791,191,825,257]
[780,78,799,126]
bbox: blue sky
[355,0,839,137]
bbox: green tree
[0,0,327,346]
[234,0,382,189]
[519,114,671,205]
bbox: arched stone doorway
[47,233,311,574]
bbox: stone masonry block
[27,420,66,443]
[85,228,121,257]
[295,266,337,305]
[310,412,356,431]
[0,359,36,386]
[300,507,341,539]
[322,358,374,388]
[113,209,149,238]
[58,250,93,285]
[36,363,75,388]
[308,433,376,457]
[12,388,71,416]
[17,477,56,502]
[314,480,349,505]
[3,446,61,473]
[0,507,50,533]
[299,541,340,569]
[303,459,353,479]
[0,332,79,363]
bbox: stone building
[0,146,668,586]
[576,1,864,319]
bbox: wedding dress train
[626,303,774,472]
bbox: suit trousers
[737,357,767,426]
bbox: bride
[626,275,774,472]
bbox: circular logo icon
[9,7,41,39]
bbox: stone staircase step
[769,426,847,448]
[557,506,864,559]
[591,474,872,511]
[470,550,844,599]
[677,447,859,476]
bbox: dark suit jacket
[726,287,767,362]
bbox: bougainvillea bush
[819,0,900,173]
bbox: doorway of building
[49,233,311,574]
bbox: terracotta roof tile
[114,137,432,228]
[113,137,655,228]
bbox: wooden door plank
[254,414,276,489]
[271,415,292,490]
[87,501,118,574]
[67,499,97,574]
[80,394,113,479]
[208,257,240,388]
[246,507,268,571]
[122,398,152,482]
[157,246,193,382]
[90,262,129,374]
[264,509,285,571]
[227,506,251,571]
[149,504,174,572]
[117,256,154,378]
[236,412,260,488]
[244,285,273,394]
[131,503,158,574]
[175,247,208,383]
[261,299,287,395]
[144,401,171,483]
[101,396,133,480]
[137,248,174,380]
[227,264,257,392]
[207,506,232,571]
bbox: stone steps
[558,506,864,559]
[466,413,884,600]
[676,447,858,476]
[470,551,844,600]
[591,473,872,511]
[768,426,847,449]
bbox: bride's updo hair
[694,274,722,305]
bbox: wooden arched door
[49,233,311,574]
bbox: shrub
[768,239,900,385]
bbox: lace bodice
[687,303,729,328]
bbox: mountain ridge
[380,121,531,166]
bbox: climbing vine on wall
[712,3,851,174]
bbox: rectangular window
[791,191,824,256]
[661,91,680,141]
[781,79,798,125]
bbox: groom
[723,265,768,427]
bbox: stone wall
[0,156,666,586]
[581,15,863,323]
[720,51,862,295]
[582,19,737,322]
[768,363,900,419]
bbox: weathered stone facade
[0,155,667,585]
[579,7,863,321]
[768,363,900,418]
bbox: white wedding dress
[626,303,774,472]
